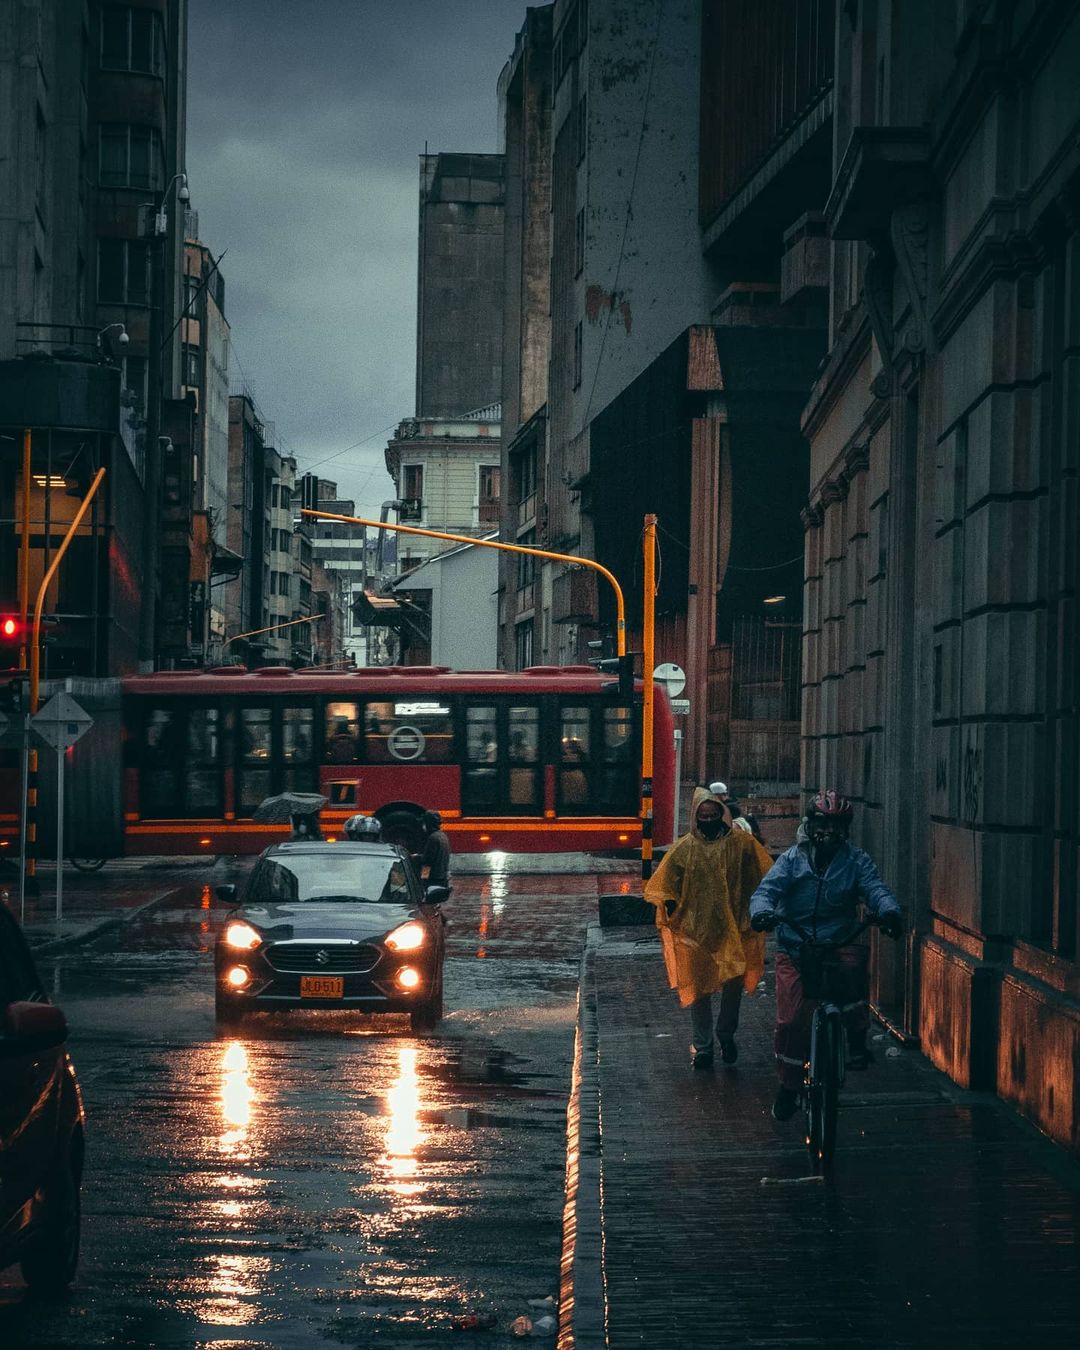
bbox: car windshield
[247,853,412,906]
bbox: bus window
[281,706,316,793]
[142,707,184,816]
[238,706,273,814]
[187,707,222,814]
[558,705,592,811]
[463,704,498,811]
[600,705,637,813]
[325,701,361,763]
[363,699,453,764]
[508,705,541,808]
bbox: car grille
[265,942,381,974]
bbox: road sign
[31,692,93,752]
[670,697,691,716]
[652,662,686,698]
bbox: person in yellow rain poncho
[644,787,772,1070]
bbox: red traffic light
[1,616,20,641]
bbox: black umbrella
[251,792,328,825]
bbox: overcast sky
[186,0,521,517]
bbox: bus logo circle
[388,725,425,761]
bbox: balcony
[551,566,597,625]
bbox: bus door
[139,700,223,818]
[461,699,543,816]
[235,701,318,817]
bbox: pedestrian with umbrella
[251,792,328,840]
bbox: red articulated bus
[109,664,674,857]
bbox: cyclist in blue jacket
[749,790,902,1122]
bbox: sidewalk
[561,922,1080,1349]
[0,856,220,952]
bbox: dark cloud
[186,0,521,513]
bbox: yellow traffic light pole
[301,509,627,657]
[641,515,657,879]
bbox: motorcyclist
[343,814,382,842]
[749,790,902,1122]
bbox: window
[99,123,164,190]
[121,354,147,414]
[463,704,499,812]
[517,529,536,590]
[98,237,150,305]
[278,572,290,598]
[508,703,541,807]
[576,94,588,164]
[559,705,591,809]
[575,207,585,277]
[515,621,534,671]
[573,321,583,391]
[364,699,453,764]
[402,464,423,518]
[183,347,200,388]
[478,464,500,523]
[101,6,166,75]
[248,853,413,906]
[141,704,221,817]
[325,701,362,764]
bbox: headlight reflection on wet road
[382,1044,427,1199]
[219,1040,255,1157]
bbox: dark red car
[0,903,85,1292]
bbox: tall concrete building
[374,153,506,665]
[497,5,554,671]
[0,0,189,676]
[415,153,505,419]
[801,0,1080,1150]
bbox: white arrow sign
[652,662,686,698]
[32,692,94,752]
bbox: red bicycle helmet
[809,789,854,822]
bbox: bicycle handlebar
[775,915,880,948]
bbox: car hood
[234,900,416,943]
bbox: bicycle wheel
[68,856,108,872]
[806,1011,840,1171]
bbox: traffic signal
[597,652,637,701]
[0,615,22,672]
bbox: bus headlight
[224,921,261,950]
[386,922,426,953]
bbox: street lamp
[137,170,190,670]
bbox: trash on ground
[527,1296,556,1308]
[511,1314,534,1337]
[532,1314,557,1334]
[450,1312,497,1331]
[886,1046,902,1058]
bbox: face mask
[698,818,727,840]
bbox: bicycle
[781,916,882,1172]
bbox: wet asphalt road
[0,862,604,1348]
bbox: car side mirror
[216,884,238,903]
[0,1001,68,1056]
[424,885,450,906]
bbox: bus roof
[121,665,642,697]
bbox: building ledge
[826,126,934,240]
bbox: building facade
[0,0,189,677]
[801,0,1080,1150]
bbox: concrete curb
[28,887,178,956]
[557,923,607,1350]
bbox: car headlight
[386,921,426,952]
[224,921,261,950]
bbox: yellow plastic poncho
[643,787,772,1007]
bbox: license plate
[300,975,344,999]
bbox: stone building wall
[802,0,1080,1149]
